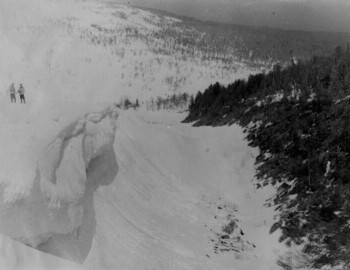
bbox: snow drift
[0,106,118,262]
[80,111,285,270]
[0,107,286,269]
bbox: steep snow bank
[0,234,82,269]
[0,107,118,261]
[81,110,285,270]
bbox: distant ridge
[134,4,350,65]
[137,5,350,36]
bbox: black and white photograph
[1,0,350,269]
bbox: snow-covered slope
[80,110,285,270]
[0,0,260,103]
[0,108,285,269]
[0,0,286,269]
[0,233,82,269]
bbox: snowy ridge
[0,106,118,251]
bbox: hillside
[184,47,350,268]
[2,0,350,104]
[1,0,350,269]
[0,103,286,270]
[0,0,257,103]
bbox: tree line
[184,45,350,268]
[146,93,192,111]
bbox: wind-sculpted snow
[0,107,118,261]
[38,107,118,207]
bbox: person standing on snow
[18,83,26,104]
[9,83,16,103]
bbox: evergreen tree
[184,46,350,267]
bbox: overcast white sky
[118,0,350,32]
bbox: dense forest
[184,45,350,268]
